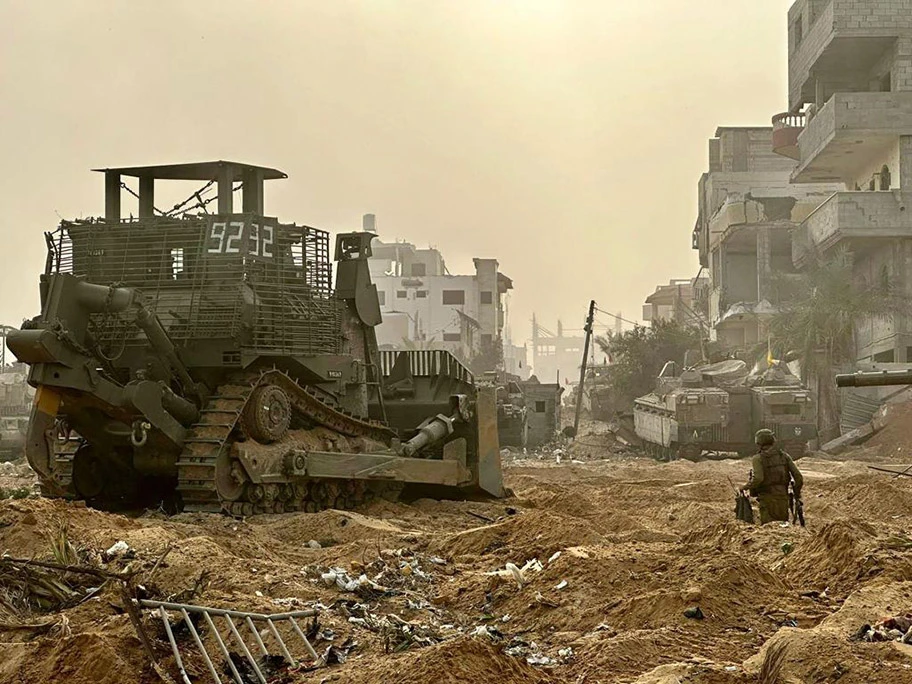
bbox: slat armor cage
[44,214,341,358]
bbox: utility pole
[573,300,596,437]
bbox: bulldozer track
[176,369,396,513]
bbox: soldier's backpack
[735,491,754,524]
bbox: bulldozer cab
[41,161,341,364]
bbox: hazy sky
[0,0,794,347]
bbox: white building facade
[362,215,515,370]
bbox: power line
[593,307,641,328]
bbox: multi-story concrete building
[530,317,586,386]
[693,127,837,349]
[363,215,514,368]
[502,337,530,380]
[774,0,912,362]
[642,277,709,329]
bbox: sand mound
[333,638,559,684]
[782,520,912,596]
[0,621,146,684]
[260,508,405,547]
[811,474,912,522]
[744,582,912,684]
[431,509,604,560]
[866,401,912,456]
[7,435,912,684]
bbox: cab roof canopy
[93,160,287,221]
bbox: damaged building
[642,277,708,329]
[363,214,522,372]
[773,0,912,363]
[531,317,587,386]
[693,127,838,350]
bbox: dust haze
[0,0,792,341]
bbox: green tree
[469,335,504,375]
[594,320,703,409]
[768,247,907,441]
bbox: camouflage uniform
[746,445,803,525]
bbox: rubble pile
[0,459,38,499]
[3,443,912,681]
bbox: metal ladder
[141,599,320,684]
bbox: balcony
[788,0,905,109]
[772,112,805,161]
[788,0,834,107]
[789,92,912,183]
[793,191,912,266]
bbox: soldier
[743,428,803,525]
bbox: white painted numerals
[208,222,227,253]
[225,221,243,253]
[260,223,274,258]
[208,220,274,257]
[249,222,259,255]
[247,222,274,257]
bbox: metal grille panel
[45,215,341,357]
[379,349,474,384]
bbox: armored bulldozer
[8,161,503,513]
[0,363,34,461]
[634,359,815,461]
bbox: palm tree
[767,246,908,441]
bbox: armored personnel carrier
[479,371,527,448]
[634,359,814,461]
[745,364,815,457]
[8,161,503,513]
[634,360,733,461]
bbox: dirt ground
[4,427,912,683]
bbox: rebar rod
[223,615,266,684]
[159,606,192,684]
[245,616,269,656]
[265,618,296,667]
[287,616,320,662]
[180,607,222,684]
[203,611,243,684]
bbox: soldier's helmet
[755,428,776,446]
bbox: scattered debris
[487,558,543,588]
[683,606,705,620]
[104,541,131,560]
[322,639,357,665]
[854,613,912,643]
[821,423,874,455]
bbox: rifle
[789,484,805,527]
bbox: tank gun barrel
[835,370,912,387]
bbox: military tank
[634,359,814,461]
[7,161,503,513]
[835,369,912,388]
[0,362,33,461]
